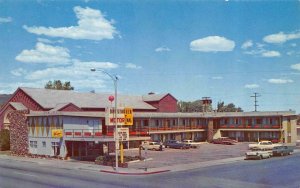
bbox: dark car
[164,140,190,149]
[212,137,237,145]
[272,146,293,156]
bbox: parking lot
[125,142,249,169]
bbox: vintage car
[164,140,190,149]
[182,140,201,148]
[249,141,282,150]
[212,137,237,145]
[141,141,164,151]
[245,150,272,160]
[272,146,294,156]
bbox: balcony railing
[64,129,104,138]
[147,125,205,132]
[219,125,281,129]
[64,128,150,138]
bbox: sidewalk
[0,153,242,175]
[1,149,299,175]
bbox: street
[1,153,300,188]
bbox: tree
[0,129,10,151]
[45,80,74,90]
[177,100,205,112]
[217,101,243,112]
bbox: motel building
[0,87,297,160]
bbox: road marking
[14,171,38,177]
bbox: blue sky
[0,0,300,112]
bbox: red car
[212,137,237,145]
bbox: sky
[0,0,300,113]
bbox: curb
[100,169,170,175]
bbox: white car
[182,140,201,148]
[249,141,282,150]
[245,150,272,160]
[141,141,164,151]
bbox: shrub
[0,129,10,151]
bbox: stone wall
[7,110,29,156]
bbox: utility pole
[251,92,260,112]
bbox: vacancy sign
[124,108,133,126]
[105,107,133,126]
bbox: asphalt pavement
[0,142,298,175]
[1,152,300,188]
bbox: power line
[251,92,261,112]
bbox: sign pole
[120,142,124,163]
[114,78,118,171]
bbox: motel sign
[105,107,133,126]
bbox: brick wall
[7,110,29,156]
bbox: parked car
[182,140,201,148]
[249,140,282,150]
[212,137,237,145]
[141,141,164,151]
[245,150,272,160]
[272,146,293,156]
[164,140,190,149]
[271,139,280,143]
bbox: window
[51,142,60,156]
[182,119,186,126]
[51,142,59,147]
[155,120,159,126]
[270,118,273,125]
[256,118,262,124]
[42,141,46,147]
[224,119,228,124]
[197,119,201,125]
[173,119,177,126]
[30,141,37,148]
[235,118,239,125]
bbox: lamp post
[90,68,119,171]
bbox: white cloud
[241,40,253,49]
[0,81,46,94]
[261,50,281,57]
[211,76,223,80]
[11,68,27,77]
[291,43,297,47]
[125,63,142,69]
[155,47,171,52]
[244,84,259,89]
[268,78,293,84]
[243,42,282,58]
[263,31,300,44]
[15,42,71,64]
[286,51,300,56]
[20,61,119,92]
[291,63,300,71]
[23,6,118,41]
[25,60,118,80]
[0,17,12,24]
[37,38,64,44]
[190,36,235,52]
